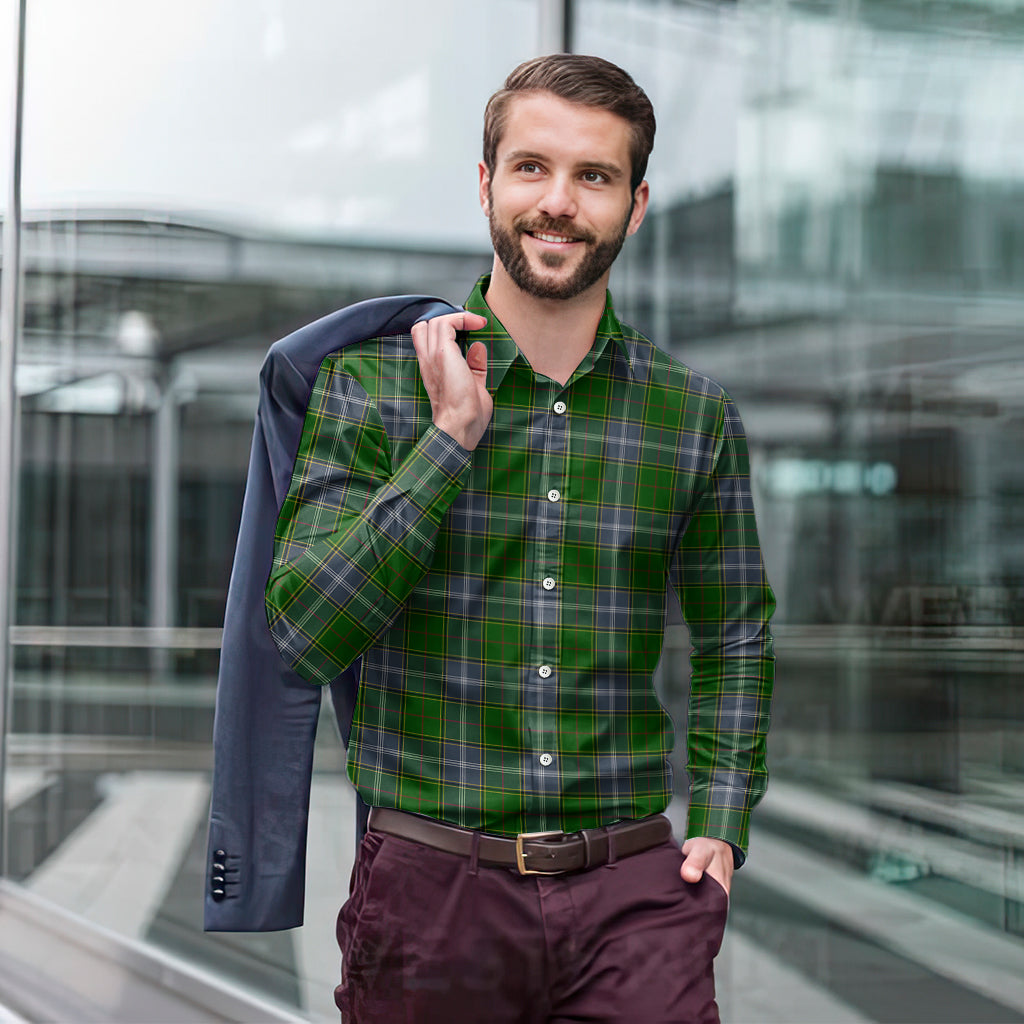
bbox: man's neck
[484,259,609,386]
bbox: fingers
[466,341,488,378]
[412,310,487,347]
[459,311,488,331]
[413,311,486,332]
[679,836,733,893]
[413,312,488,387]
[413,313,484,383]
[679,843,712,884]
[411,311,493,452]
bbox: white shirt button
[553,401,567,415]
[539,753,553,767]
[542,577,556,590]
[547,489,561,503]
[538,664,552,679]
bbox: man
[266,54,774,1023]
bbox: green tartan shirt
[266,275,775,858]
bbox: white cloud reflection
[16,0,537,245]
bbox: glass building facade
[1,1,1023,1020]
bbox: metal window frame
[0,0,27,881]
[538,0,574,52]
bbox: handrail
[9,625,224,649]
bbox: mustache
[513,216,595,245]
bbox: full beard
[488,197,630,301]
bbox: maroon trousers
[335,823,729,1023]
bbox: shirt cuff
[685,791,753,866]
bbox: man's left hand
[679,836,734,896]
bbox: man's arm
[266,311,489,685]
[669,390,776,880]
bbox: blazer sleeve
[204,296,458,932]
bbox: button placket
[527,382,569,821]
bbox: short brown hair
[483,54,656,193]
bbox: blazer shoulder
[267,294,460,368]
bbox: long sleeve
[266,361,472,685]
[669,392,775,861]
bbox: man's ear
[626,180,650,237]
[479,162,492,216]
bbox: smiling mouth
[532,234,589,247]
[528,231,581,244]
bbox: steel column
[0,0,28,878]
[537,0,572,53]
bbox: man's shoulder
[617,320,731,407]
[310,332,419,408]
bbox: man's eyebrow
[503,150,547,166]
[503,150,626,180]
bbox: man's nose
[536,176,578,220]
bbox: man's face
[480,92,649,301]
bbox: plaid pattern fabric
[267,275,775,854]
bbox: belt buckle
[515,830,566,875]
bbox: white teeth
[533,232,575,244]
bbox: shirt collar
[462,275,636,390]
[462,275,519,392]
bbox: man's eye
[582,171,607,184]
[518,163,540,174]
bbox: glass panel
[0,0,19,896]
[575,0,1024,1020]
[0,1,12,216]
[12,1,538,1018]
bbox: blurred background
[0,0,1022,1021]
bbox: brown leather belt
[368,807,673,875]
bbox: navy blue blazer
[204,295,459,932]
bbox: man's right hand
[412,311,491,451]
